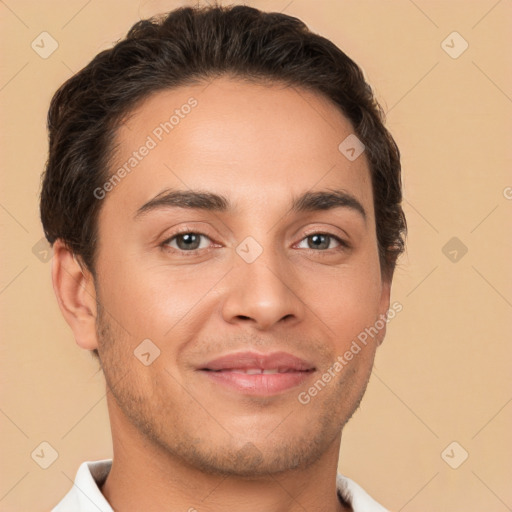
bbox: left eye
[296,233,344,251]
[163,232,211,251]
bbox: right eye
[161,231,213,253]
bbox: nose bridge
[221,232,303,330]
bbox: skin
[52,76,391,512]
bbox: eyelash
[160,227,350,256]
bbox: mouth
[204,368,310,374]
[197,351,316,396]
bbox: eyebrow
[134,188,367,221]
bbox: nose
[220,244,304,331]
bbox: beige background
[1,0,511,510]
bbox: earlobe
[51,239,99,351]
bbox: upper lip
[199,351,316,372]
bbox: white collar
[52,459,390,512]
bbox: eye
[296,233,348,251]
[160,229,349,256]
[161,231,212,252]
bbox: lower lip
[199,370,314,396]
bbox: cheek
[305,264,383,357]
[97,253,222,340]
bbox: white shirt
[52,459,389,512]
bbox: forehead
[103,76,373,220]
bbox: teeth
[220,368,282,374]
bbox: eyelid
[163,225,212,239]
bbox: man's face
[92,77,390,476]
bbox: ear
[376,276,392,347]
[51,239,99,351]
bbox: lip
[197,351,316,396]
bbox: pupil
[310,234,328,249]
[179,233,199,250]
